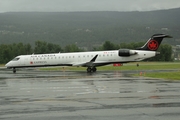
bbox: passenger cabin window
[12,57,20,61]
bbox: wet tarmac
[0,69,180,120]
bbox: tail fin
[136,34,172,51]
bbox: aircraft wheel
[87,67,92,73]
[13,68,16,73]
[87,67,97,73]
[92,67,97,72]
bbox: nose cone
[5,62,11,68]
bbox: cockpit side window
[12,57,20,61]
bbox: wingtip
[166,35,173,38]
[152,34,173,38]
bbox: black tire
[13,68,16,73]
[92,67,97,72]
[87,67,92,73]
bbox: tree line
[0,11,179,48]
[0,40,172,64]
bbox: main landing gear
[87,67,97,73]
[13,68,16,73]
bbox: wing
[72,54,99,67]
[71,54,119,67]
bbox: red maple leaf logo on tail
[148,40,159,50]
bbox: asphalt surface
[0,68,180,120]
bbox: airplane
[5,34,172,73]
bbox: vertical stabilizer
[136,34,172,51]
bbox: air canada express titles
[30,55,55,64]
[30,61,47,64]
[30,54,56,58]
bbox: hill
[0,8,180,49]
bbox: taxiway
[0,69,180,120]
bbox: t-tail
[136,34,172,51]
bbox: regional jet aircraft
[5,34,172,73]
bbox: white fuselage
[5,50,157,68]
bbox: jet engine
[118,49,137,57]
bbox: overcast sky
[0,0,180,13]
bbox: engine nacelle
[118,49,137,57]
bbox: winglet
[90,54,98,62]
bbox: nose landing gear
[13,68,16,73]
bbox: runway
[0,69,180,120]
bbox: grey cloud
[0,0,180,12]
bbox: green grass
[0,64,5,67]
[40,62,180,71]
[143,72,180,80]
[40,62,180,80]
[1,62,178,79]
[2,62,180,80]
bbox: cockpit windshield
[12,57,20,61]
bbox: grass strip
[40,62,180,80]
[140,71,180,80]
[0,64,5,67]
[40,62,180,71]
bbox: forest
[0,8,180,49]
[0,8,178,63]
[0,40,172,64]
